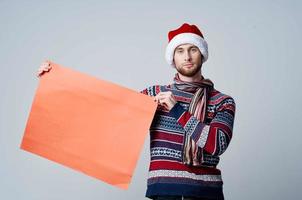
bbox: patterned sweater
[140,84,236,200]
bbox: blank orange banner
[20,61,157,189]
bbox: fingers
[37,60,52,77]
[154,91,176,111]
[154,92,174,102]
[154,97,168,109]
[157,91,173,97]
[156,97,175,110]
[155,91,173,98]
[41,60,51,69]
[37,68,50,77]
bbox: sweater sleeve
[169,97,236,156]
[139,85,160,97]
[140,88,149,95]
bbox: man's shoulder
[209,88,236,106]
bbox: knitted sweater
[140,84,236,200]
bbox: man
[37,23,235,200]
[140,23,236,200]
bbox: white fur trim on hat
[165,32,208,66]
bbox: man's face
[173,44,203,77]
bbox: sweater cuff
[169,102,186,121]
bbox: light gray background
[1,0,301,199]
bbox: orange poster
[20,61,157,189]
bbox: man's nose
[184,51,192,61]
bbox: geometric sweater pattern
[140,84,236,200]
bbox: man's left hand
[154,91,177,111]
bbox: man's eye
[191,48,198,52]
[176,50,183,53]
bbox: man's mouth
[183,63,193,67]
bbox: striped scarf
[173,73,214,166]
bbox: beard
[175,64,202,77]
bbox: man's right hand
[36,60,52,77]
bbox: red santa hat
[165,23,208,66]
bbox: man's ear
[201,54,204,63]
